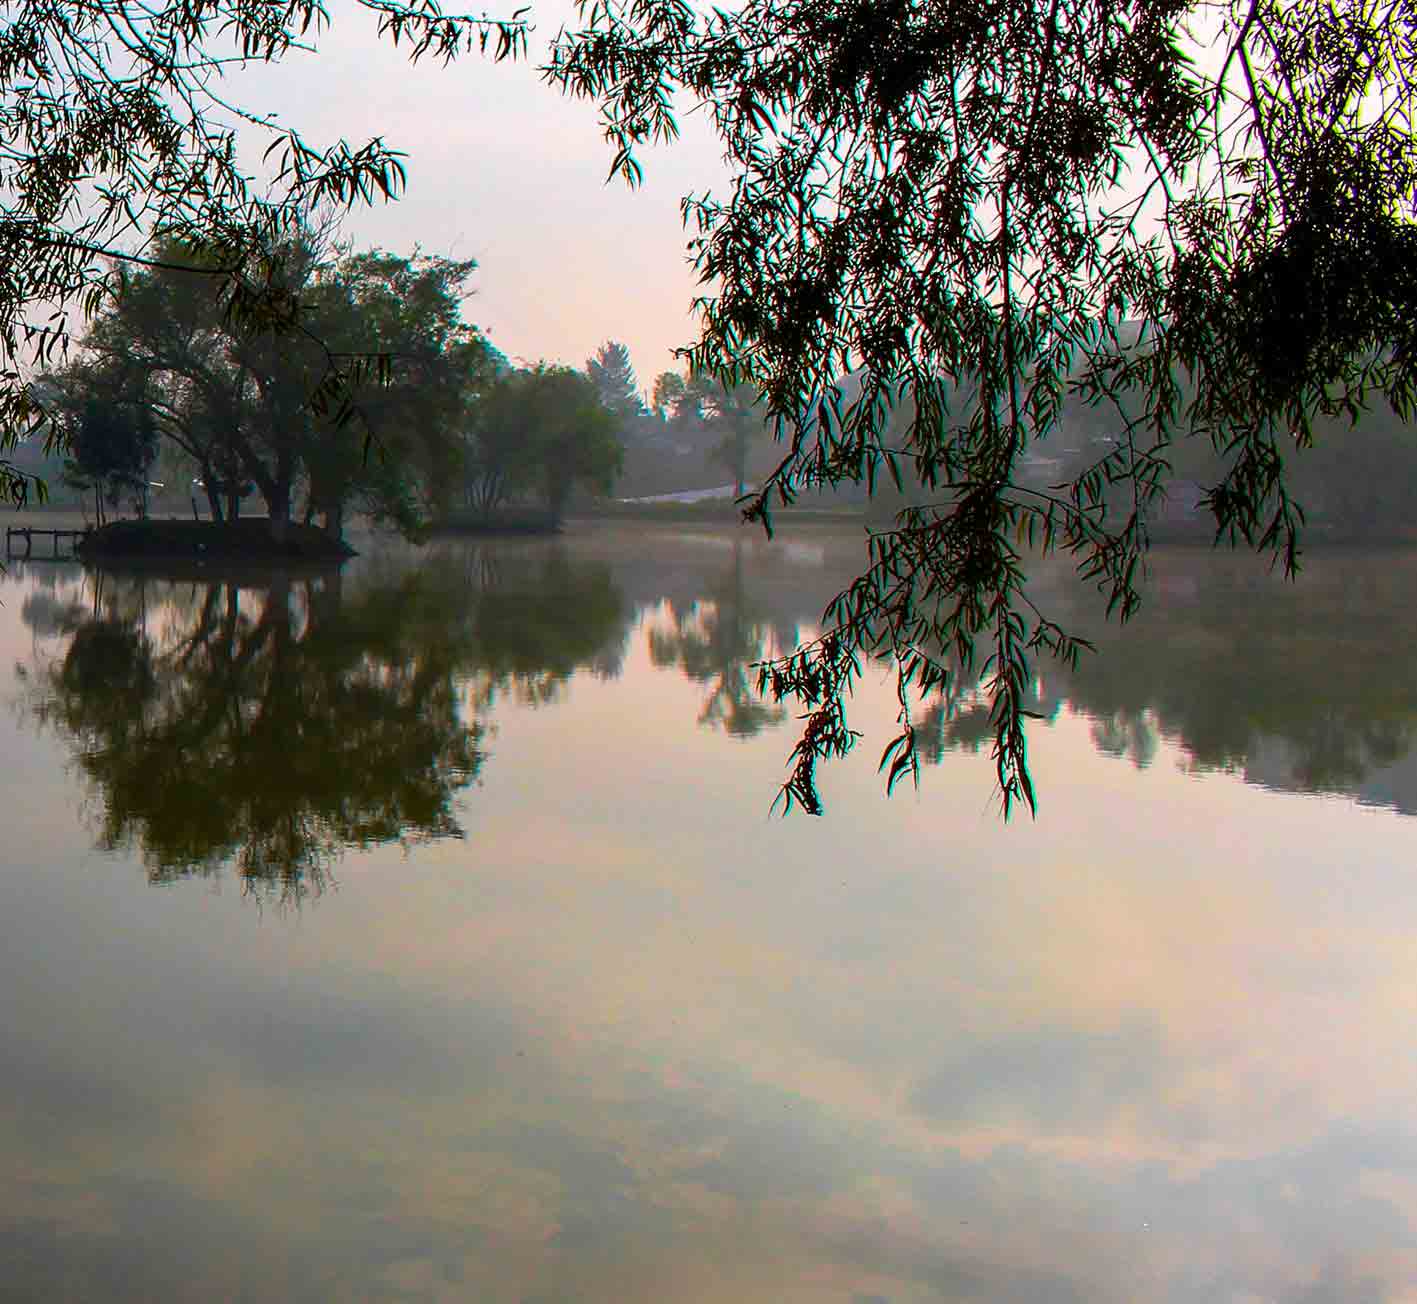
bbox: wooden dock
[5,527,90,559]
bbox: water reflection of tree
[1041,558,1417,803]
[905,558,1417,804]
[20,588,87,640]
[1080,708,1161,769]
[439,547,628,707]
[30,571,478,899]
[647,543,791,737]
[25,547,631,899]
[912,687,1064,768]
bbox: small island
[76,519,356,563]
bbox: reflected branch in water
[647,542,791,739]
[887,552,1417,814]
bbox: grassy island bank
[77,519,355,563]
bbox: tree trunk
[547,484,568,530]
[268,487,291,543]
[242,455,288,543]
[309,568,344,634]
[266,452,294,543]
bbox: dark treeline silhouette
[46,238,496,540]
[1041,390,1417,544]
[41,240,639,543]
[455,363,623,528]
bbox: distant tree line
[42,225,788,534]
[48,270,1417,544]
[583,340,772,500]
[1043,383,1417,544]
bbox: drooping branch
[548,0,1417,814]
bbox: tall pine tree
[585,342,647,423]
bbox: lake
[3,521,1416,1302]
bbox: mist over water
[3,524,1416,1301]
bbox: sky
[222,1,730,394]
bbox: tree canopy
[587,340,648,422]
[652,370,688,423]
[648,368,769,495]
[57,382,160,527]
[50,239,495,537]
[461,364,624,524]
[546,0,1417,813]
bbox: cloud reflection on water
[4,529,1417,1300]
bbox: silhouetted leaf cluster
[548,0,1417,814]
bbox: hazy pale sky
[226,2,729,393]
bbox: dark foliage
[65,398,158,526]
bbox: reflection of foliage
[465,553,627,692]
[34,573,482,900]
[648,545,787,738]
[1047,558,1417,799]
[59,622,157,719]
[28,548,632,900]
[20,590,87,639]
[359,547,630,710]
[909,555,1417,804]
[917,701,1007,765]
[1086,710,1160,770]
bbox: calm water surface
[3,523,1416,1302]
